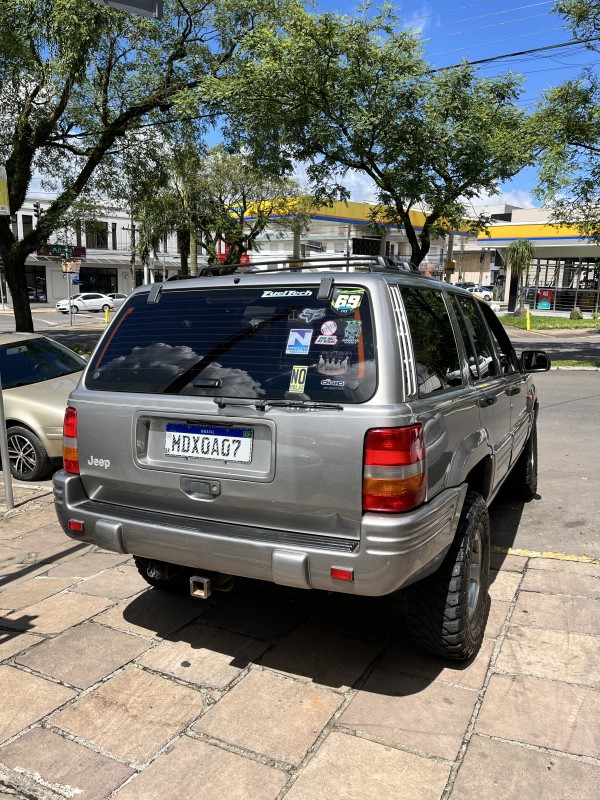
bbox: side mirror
[521,350,551,372]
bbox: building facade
[4,198,598,313]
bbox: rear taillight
[363,426,426,512]
[62,406,79,474]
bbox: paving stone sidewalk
[0,482,599,800]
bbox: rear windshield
[86,285,376,403]
[0,337,85,389]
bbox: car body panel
[3,373,82,456]
[107,292,127,307]
[53,266,546,595]
[0,333,85,461]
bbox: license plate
[165,423,253,463]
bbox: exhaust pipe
[190,573,234,599]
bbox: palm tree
[505,239,536,316]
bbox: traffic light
[33,202,41,219]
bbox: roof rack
[192,255,421,277]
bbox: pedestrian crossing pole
[0,377,15,510]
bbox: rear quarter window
[86,285,377,403]
[401,286,463,396]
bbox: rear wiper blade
[256,399,344,411]
[213,397,343,411]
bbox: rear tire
[101,303,110,312]
[6,426,53,481]
[405,491,490,660]
[507,421,538,500]
[134,557,192,594]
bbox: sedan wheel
[6,426,52,481]
[72,305,80,313]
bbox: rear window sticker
[314,335,338,345]
[317,351,351,376]
[286,329,312,355]
[289,365,309,393]
[321,378,345,389]
[332,289,364,315]
[262,290,313,297]
[343,319,362,344]
[321,320,338,336]
[299,308,326,323]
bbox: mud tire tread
[405,490,490,661]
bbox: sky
[312,0,599,208]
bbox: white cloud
[401,3,435,36]
[472,188,537,209]
[293,163,378,203]
[339,170,379,203]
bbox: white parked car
[466,286,493,302]
[106,292,128,308]
[56,293,115,314]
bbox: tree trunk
[189,228,198,277]
[396,206,432,267]
[0,218,34,332]
[4,248,34,332]
[177,228,189,274]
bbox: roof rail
[194,255,421,276]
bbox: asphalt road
[490,369,600,559]
[505,326,600,361]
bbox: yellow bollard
[105,306,110,324]
[526,309,530,331]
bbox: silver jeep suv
[53,257,550,660]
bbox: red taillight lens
[363,426,426,512]
[62,406,79,474]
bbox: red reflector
[331,567,354,582]
[68,520,84,533]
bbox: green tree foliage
[227,5,530,266]
[533,2,600,240]
[128,140,314,273]
[554,1,600,42]
[0,0,296,331]
[505,239,536,315]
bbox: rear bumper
[53,472,467,596]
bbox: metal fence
[523,258,600,313]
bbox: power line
[423,12,557,44]
[416,3,555,41]
[402,0,552,28]
[429,26,565,57]
[428,35,600,69]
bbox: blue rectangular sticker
[286,328,313,355]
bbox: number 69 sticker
[332,289,364,315]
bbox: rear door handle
[479,396,496,407]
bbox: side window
[452,295,497,380]
[479,302,519,374]
[402,287,463,396]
